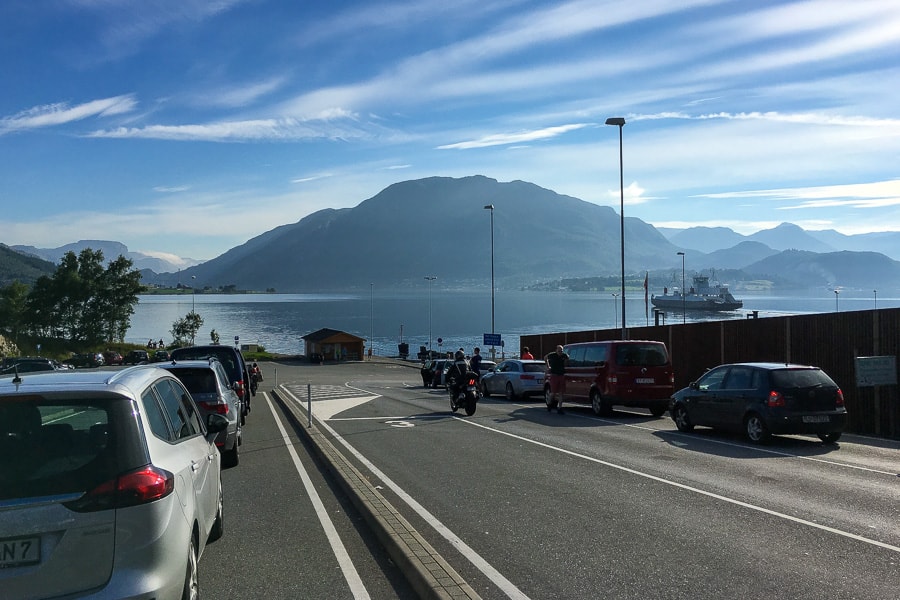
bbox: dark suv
[170,345,252,421]
[669,362,847,444]
[0,357,59,375]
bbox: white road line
[557,409,899,476]
[262,392,371,600]
[279,386,530,600]
[459,417,900,554]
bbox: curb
[272,387,481,600]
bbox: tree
[0,281,29,342]
[21,249,143,344]
[171,311,204,347]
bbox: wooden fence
[521,307,900,439]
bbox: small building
[302,328,366,362]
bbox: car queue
[0,344,258,600]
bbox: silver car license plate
[635,378,654,384]
[0,535,41,567]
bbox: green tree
[171,311,204,346]
[0,280,30,342]
[22,249,143,344]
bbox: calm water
[126,289,897,357]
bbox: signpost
[483,333,501,347]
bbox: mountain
[664,223,900,261]
[0,244,56,286]
[744,250,900,289]
[11,240,204,273]
[147,175,681,292]
[701,241,780,270]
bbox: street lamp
[834,288,839,312]
[484,204,495,358]
[370,282,374,358]
[874,289,877,310]
[191,275,196,345]
[605,116,626,339]
[424,276,436,356]
[677,252,685,323]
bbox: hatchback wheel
[505,382,517,401]
[818,432,842,444]
[182,535,199,600]
[672,405,694,432]
[744,413,771,443]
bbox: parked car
[152,349,171,363]
[171,345,252,421]
[669,362,847,444]
[0,356,60,375]
[420,359,450,387]
[475,359,497,378]
[123,349,150,365]
[544,340,674,417]
[63,352,105,369]
[0,366,227,599]
[481,359,546,400]
[102,350,124,365]
[160,359,242,468]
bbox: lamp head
[483,204,494,210]
[605,117,626,126]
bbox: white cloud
[437,123,589,149]
[0,95,137,134]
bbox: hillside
[0,244,56,286]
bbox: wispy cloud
[438,123,589,149]
[695,180,900,210]
[153,185,191,193]
[195,76,289,109]
[0,95,136,134]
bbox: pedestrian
[545,345,568,414]
[469,347,482,375]
[521,346,534,360]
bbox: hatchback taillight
[836,388,844,407]
[199,401,229,415]
[766,390,785,407]
[64,465,175,513]
[520,374,536,380]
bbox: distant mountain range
[10,240,204,275]
[6,176,900,293]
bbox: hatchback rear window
[0,396,146,501]
[771,369,836,389]
[167,368,218,395]
[523,363,546,373]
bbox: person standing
[545,345,568,414]
[469,347,483,376]
[521,347,534,360]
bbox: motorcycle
[448,371,480,416]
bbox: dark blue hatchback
[669,362,847,444]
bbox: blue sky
[1,0,899,263]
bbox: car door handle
[191,461,200,473]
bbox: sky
[1,0,899,264]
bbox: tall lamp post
[370,282,374,358]
[874,289,877,310]
[605,117,627,339]
[424,276,436,356]
[191,275,196,345]
[676,252,686,323]
[834,288,839,312]
[484,204,496,358]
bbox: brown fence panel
[520,307,900,439]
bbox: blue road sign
[483,333,501,346]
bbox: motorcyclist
[447,349,470,399]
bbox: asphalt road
[203,358,900,599]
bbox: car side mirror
[689,381,699,390]
[206,413,229,435]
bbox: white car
[0,366,228,599]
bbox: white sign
[855,356,897,387]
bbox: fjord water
[127,290,896,357]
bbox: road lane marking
[262,392,371,599]
[279,387,529,600]
[281,383,380,421]
[459,417,900,554]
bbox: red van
[544,340,674,417]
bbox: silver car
[480,359,547,400]
[160,358,242,468]
[0,366,227,600]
